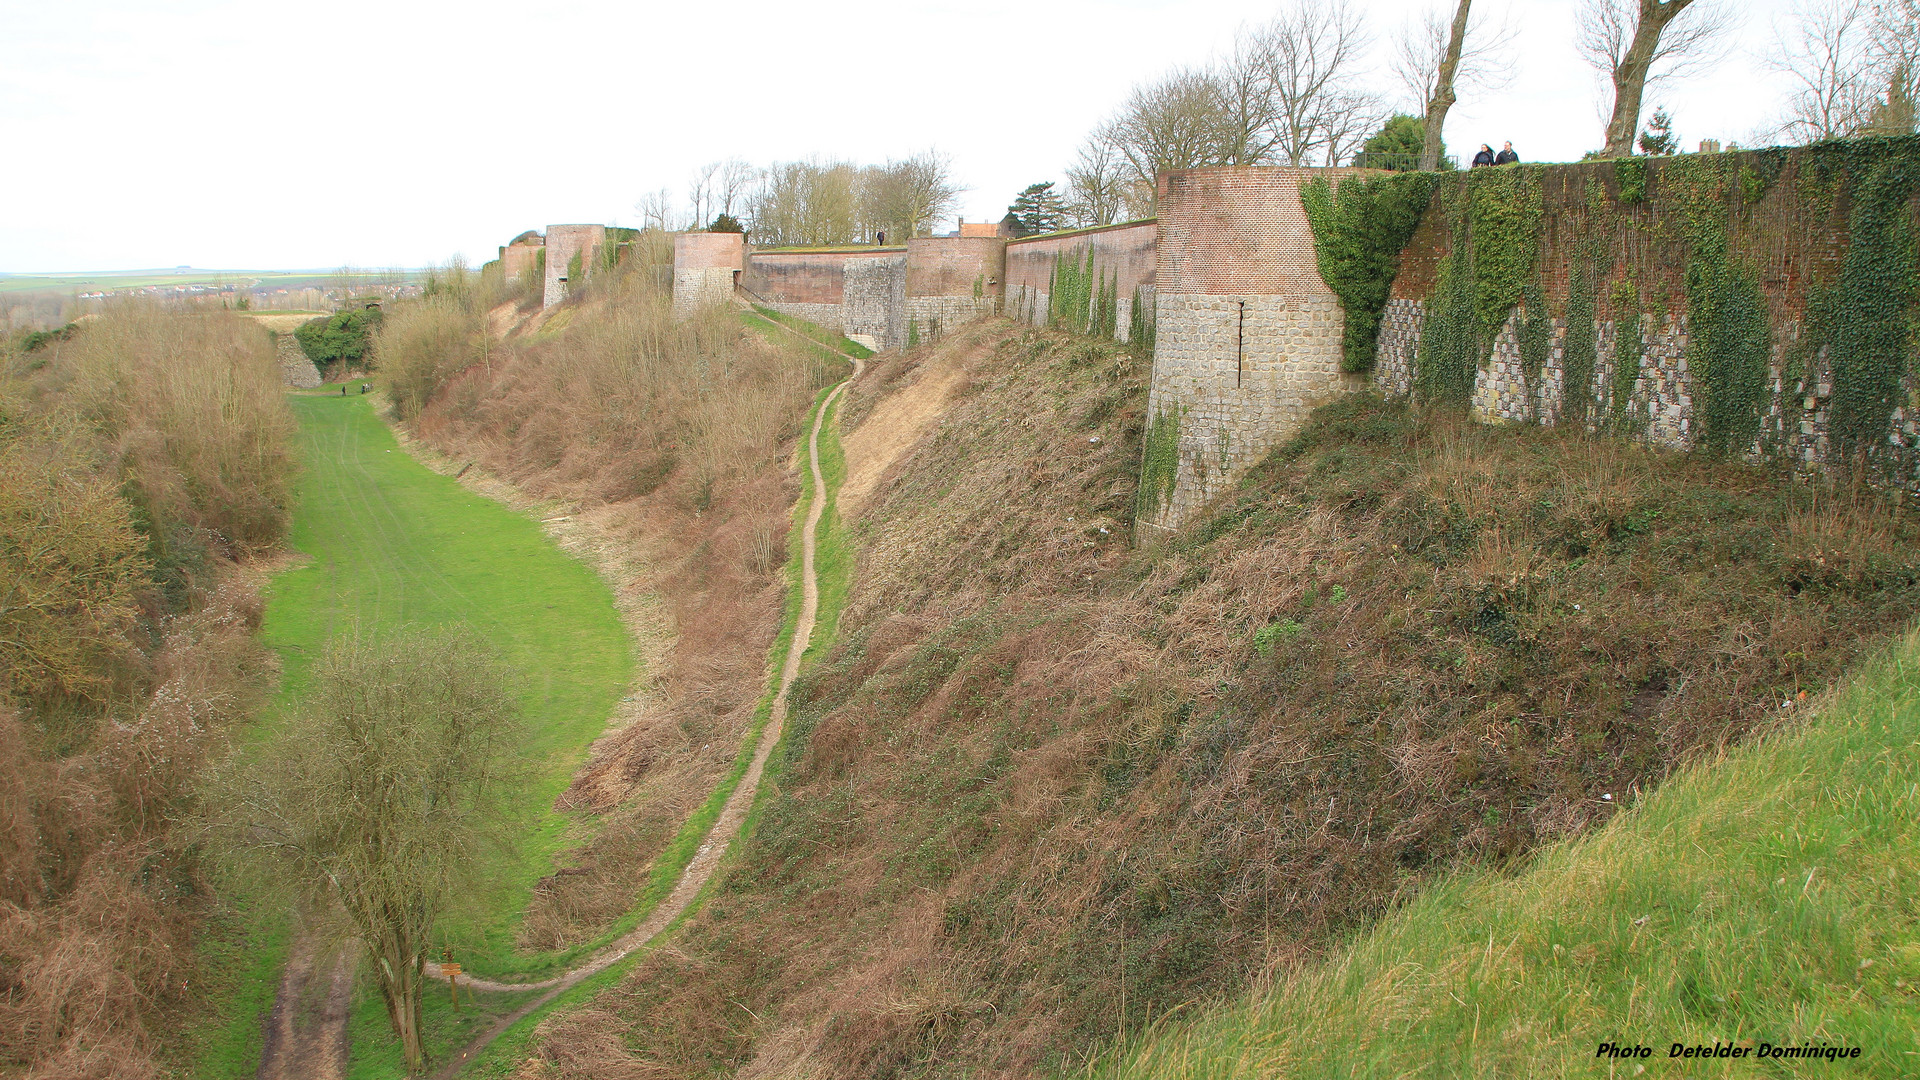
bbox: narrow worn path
[253,935,353,1080]
[429,332,863,1076]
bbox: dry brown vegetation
[508,318,1920,1079]
[403,268,838,950]
[0,304,292,1077]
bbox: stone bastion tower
[1136,166,1369,536]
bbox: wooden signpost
[441,961,462,1011]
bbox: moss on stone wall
[1137,404,1183,521]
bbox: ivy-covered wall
[1005,221,1158,346]
[1362,137,1920,487]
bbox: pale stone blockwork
[904,296,998,344]
[1374,304,1701,452]
[1141,294,1360,531]
[671,267,738,317]
[1373,298,1423,398]
[844,254,907,350]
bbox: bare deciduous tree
[1394,0,1516,169]
[1106,66,1236,195]
[1577,0,1735,157]
[861,150,962,242]
[746,155,958,246]
[204,629,522,1074]
[1065,134,1128,227]
[1090,0,1379,212]
[688,161,721,231]
[1769,0,1874,142]
[638,188,677,232]
[1258,0,1381,165]
[719,158,759,219]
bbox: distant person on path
[1472,144,1495,168]
[1495,141,1519,165]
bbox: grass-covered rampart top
[1306,136,1920,472]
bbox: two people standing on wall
[1472,142,1521,167]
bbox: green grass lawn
[747,304,875,359]
[204,391,633,1077]
[1094,625,1920,1078]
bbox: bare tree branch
[1578,0,1737,156]
[1393,1,1518,169]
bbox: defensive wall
[1005,220,1158,341]
[501,234,543,289]
[1368,139,1920,498]
[1136,167,1370,533]
[503,137,1918,535]
[672,232,746,318]
[680,237,1000,351]
[736,247,906,349]
[543,224,606,308]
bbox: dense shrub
[377,295,486,420]
[294,306,383,374]
[0,303,288,1075]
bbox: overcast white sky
[0,0,1806,273]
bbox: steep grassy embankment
[508,318,1920,1079]
[1097,624,1920,1076]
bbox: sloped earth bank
[509,319,1920,1079]
[425,347,865,1075]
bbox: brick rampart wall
[670,232,745,316]
[503,242,543,289]
[543,224,606,308]
[1006,221,1158,341]
[906,236,1006,299]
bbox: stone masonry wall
[845,254,907,350]
[904,296,999,345]
[673,268,740,317]
[543,224,606,308]
[1140,167,1370,534]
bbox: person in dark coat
[1472,144,1495,168]
[1494,141,1519,165]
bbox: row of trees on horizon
[621,0,1918,247]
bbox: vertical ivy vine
[1827,154,1919,469]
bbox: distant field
[0,270,419,295]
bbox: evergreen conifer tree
[1008,182,1069,236]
